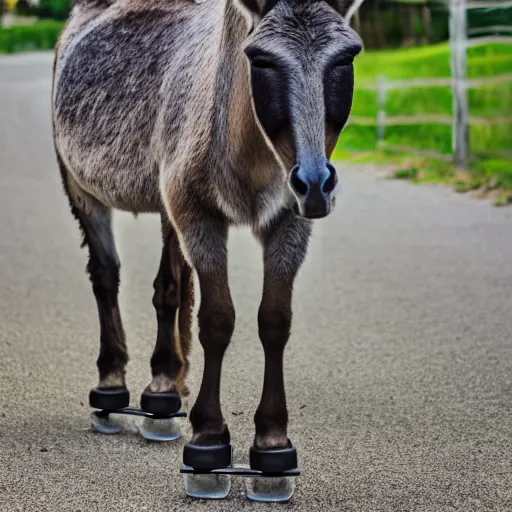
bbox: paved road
[1,53,512,512]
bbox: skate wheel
[140,417,181,442]
[245,475,296,502]
[89,387,129,411]
[91,411,124,435]
[182,470,231,499]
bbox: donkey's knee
[198,304,235,351]
[148,222,189,394]
[87,253,120,299]
[152,277,180,318]
[88,253,127,387]
[254,299,292,449]
[258,306,291,352]
[150,277,182,382]
[97,340,127,385]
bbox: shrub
[0,21,64,53]
[36,0,72,20]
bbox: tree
[15,0,32,16]
[36,0,72,20]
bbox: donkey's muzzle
[289,162,338,219]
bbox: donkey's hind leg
[141,216,194,419]
[59,161,129,411]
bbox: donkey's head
[238,0,362,218]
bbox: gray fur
[53,0,361,228]
[53,0,362,446]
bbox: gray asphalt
[1,52,512,512]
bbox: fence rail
[374,144,512,163]
[348,66,511,161]
[468,25,512,35]
[451,0,512,164]
[377,143,454,161]
[349,114,512,126]
[347,0,512,165]
[357,72,512,91]
[466,35,512,46]
[466,0,512,8]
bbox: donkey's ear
[235,0,278,25]
[324,0,349,17]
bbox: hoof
[89,387,129,411]
[249,441,298,473]
[140,389,181,417]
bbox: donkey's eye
[250,55,278,69]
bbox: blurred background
[3,0,511,203]
[335,0,512,206]
[1,0,511,205]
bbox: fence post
[449,0,469,167]
[377,75,387,148]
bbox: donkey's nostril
[290,166,308,196]
[322,163,337,194]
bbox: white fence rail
[356,72,512,92]
[466,0,512,9]
[468,25,512,35]
[466,35,512,46]
[450,0,512,165]
[349,114,512,126]
[347,0,512,165]
[347,69,512,161]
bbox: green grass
[386,87,453,116]
[353,42,512,82]
[0,20,65,54]
[469,83,512,117]
[338,41,512,199]
[387,124,453,154]
[332,147,512,205]
[354,43,454,80]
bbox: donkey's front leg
[170,203,235,447]
[254,211,312,451]
[191,259,234,444]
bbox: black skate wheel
[140,389,181,416]
[89,387,129,411]
[250,440,298,473]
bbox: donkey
[52,0,362,464]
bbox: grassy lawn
[337,41,512,204]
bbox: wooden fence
[348,69,512,160]
[347,0,512,165]
[450,0,511,165]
